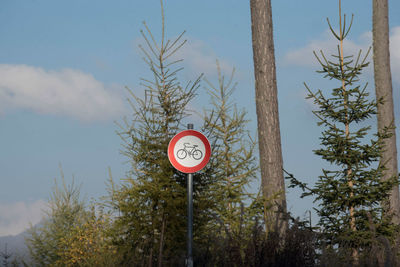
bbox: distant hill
[0,229,30,266]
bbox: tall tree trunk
[250,0,287,236]
[372,0,400,224]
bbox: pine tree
[108,2,202,265]
[200,62,261,264]
[26,169,88,266]
[288,1,399,262]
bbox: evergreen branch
[164,31,186,59]
[162,67,184,80]
[163,39,170,53]
[140,29,159,59]
[343,14,354,39]
[139,44,156,67]
[284,169,314,195]
[361,46,372,65]
[164,38,187,60]
[165,30,186,53]
[165,59,184,68]
[142,21,160,53]
[313,50,329,69]
[140,78,158,88]
[354,48,362,68]
[344,50,363,86]
[140,56,154,70]
[327,18,341,40]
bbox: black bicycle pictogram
[176,143,203,160]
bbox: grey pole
[187,123,194,267]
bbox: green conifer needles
[110,3,202,264]
[200,62,261,264]
[290,10,399,256]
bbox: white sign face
[168,130,211,173]
[173,135,206,167]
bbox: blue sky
[1,0,400,236]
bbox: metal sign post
[186,124,194,267]
[167,123,211,267]
[187,172,193,266]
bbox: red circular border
[168,130,211,173]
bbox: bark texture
[373,0,400,224]
[250,0,287,236]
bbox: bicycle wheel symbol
[192,149,203,160]
[177,149,187,159]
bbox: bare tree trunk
[250,0,287,237]
[372,0,400,224]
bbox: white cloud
[0,200,47,236]
[0,64,127,121]
[284,30,371,67]
[284,26,400,85]
[174,38,235,78]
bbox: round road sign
[168,130,211,173]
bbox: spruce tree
[288,1,399,262]
[108,2,201,265]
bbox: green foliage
[26,169,118,267]
[107,10,263,264]
[203,62,257,212]
[26,169,88,266]
[24,2,346,265]
[195,216,317,267]
[288,9,399,258]
[107,3,202,265]
[193,61,263,264]
[55,206,117,267]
